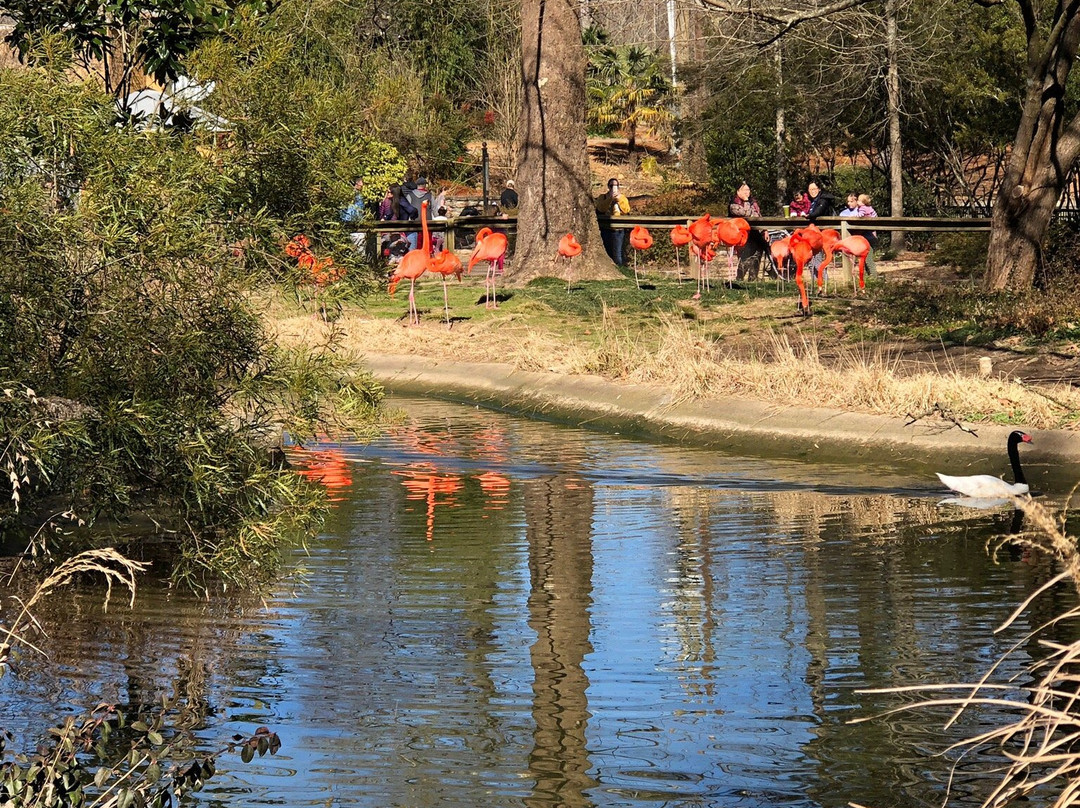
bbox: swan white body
[935,474,1028,498]
[936,431,1032,501]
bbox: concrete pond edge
[362,353,1080,476]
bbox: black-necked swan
[936,431,1032,498]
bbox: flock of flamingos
[388,201,873,326]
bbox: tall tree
[984,0,1080,289]
[511,0,622,284]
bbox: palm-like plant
[586,40,674,169]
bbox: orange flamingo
[468,227,509,309]
[831,235,872,293]
[816,228,843,290]
[628,225,653,288]
[670,224,692,283]
[769,235,792,288]
[713,218,749,286]
[389,201,432,325]
[429,248,464,327]
[789,230,816,315]
[688,213,714,298]
[557,233,582,291]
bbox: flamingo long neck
[1008,434,1027,486]
[421,201,430,255]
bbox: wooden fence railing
[356,215,992,251]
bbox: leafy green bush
[0,64,380,586]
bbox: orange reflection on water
[290,446,353,502]
[394,465,464,542]
[477,471,511,512]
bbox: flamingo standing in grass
[389,200,432,325]
[688,213,714,298]
[789,230,816,315]
[769,235,792,289]
[830,235,872,293]
[557,233,582,291]
[628,225,653,288]
[429,248,464,327]
[816,228,843,291]
[670,224,692,283]
[469,227,508,309]
[714,218,749,286]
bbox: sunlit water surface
[1,396,1076,808]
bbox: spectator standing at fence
[378,188,395,221]
[404,177,434,249]
[500,179,519,212]
[857,194,879,275]
[789,190,811,217]
[595,178,630,265]
[805,181,835,222]
[341,178,370,248]
[838,193,860,218]
[729,182,768,281]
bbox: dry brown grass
[852,495,1080,808]
[267,295,1080,430]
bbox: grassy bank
[268,267,1080,432]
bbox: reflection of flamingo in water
[289,446,353,502]
[396,465,464,542]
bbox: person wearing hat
[405,177,435,249]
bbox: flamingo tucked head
[468,228,508,274]
[670,224,692,247]
[558,233,582,258]
[714,218,748,249]
[793,224,823,251]
[431,249,464,280]
[689,214,714,248]
[629,225,653,250]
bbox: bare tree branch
[693,0,878,46]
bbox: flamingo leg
[566,256,573,293]
[634,250,640,288]
[442,278,451,328]
[795,263,810,315]
[675,247,682,284]
[704,255,711,292]
[486,262,499,309]
[408,278,419,325]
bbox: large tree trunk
[986,1,1080,289]
[510,0,621,284]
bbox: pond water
[1,396,1076,808]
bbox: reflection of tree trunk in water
[525,475,597,808]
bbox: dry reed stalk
[852,495,1080,808]
[0,548,147,674]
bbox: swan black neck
[1007,431,1028,486]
